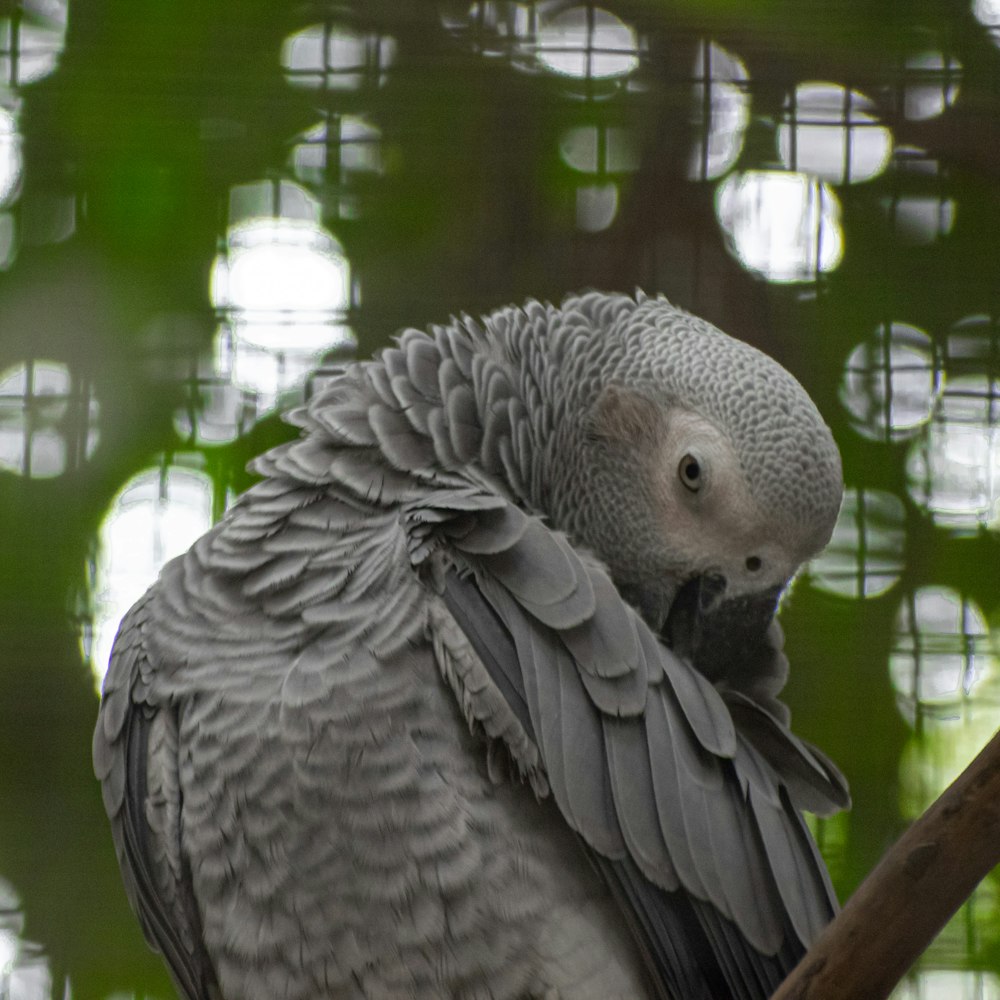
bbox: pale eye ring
[678,453,702,492]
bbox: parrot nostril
[745,556,762,572]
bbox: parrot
[93,291,850,1000]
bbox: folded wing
[417,490,848,1000]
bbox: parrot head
[549,294,843,678]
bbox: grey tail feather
[584,849,716,1000]
[587,848,804,1000]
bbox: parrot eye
[745,556,762,572]
[678,454,702,492]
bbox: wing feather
[734,735,836,946]
[604,718,679,889]
[555,643,627,858]
[452,502,530,554]
[639,623,736,759]
[642,685,711,902]
[725,690,850,815]
[421,492,846,1000]
[562,569,639,680]
[93,598,218,1000]
[478,518,577,607]
[526,625,567,805]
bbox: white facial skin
[650,408,821,600]
[586,387,836,620]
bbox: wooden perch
[773,726,1000,1000]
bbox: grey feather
[326,446,417,499]
[451,501,530,554]
[239,553,310,598]
[437,356,465,400]
[554,644,627,858]
[641,624,737,759]
[365,362,398,408]
[286,496,369,532]
[575,652,648,717]
[657,686,732,918]
[480,518,577,607]
[562,569,640,680]
[404,335,443,399]
[426,407,459,468]
[747,781,833,948]
[369,402,438,472]
[603,717,680,889]
[389,374,433,432]
[93,599,219,1000]
[725,690,850,815]
[447,383,482,462]
[95,292,847,1000]
[309,384,379,446]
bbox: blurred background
[0,0,998,997]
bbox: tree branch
[773,727,1000,1000]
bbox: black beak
[662,575,783,683]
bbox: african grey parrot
[93,291,849,1000]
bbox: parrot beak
[662,575,783,683]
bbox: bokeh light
[904,51,961,121]
[943,312,1000,386]
[901,709,1000,823]
[688,39,750,181]
[281,22,396,90]
[173,369,258,446]
[883,146,956,246]
[212,218,350,351]
[210,180,354,406]
[947,313,1000,363]
[0,934,14,978]
[534,6,639,80]
[291,116,383,195]
[890,587,993,726]
[973,0,1000,47]
[840,322,940,442]
[809,489,906,600]
[559,123,637,232]
[907,375,1000,532]
[715,170,844,282]
[893,970,1000,999]
[0,2,68,86]
[0,877,51,1000]
[442,1,535,60]
[90,464,215,690]
[0,361,99,478]
[214,323,354,410]
[559,124,637,173]
[0,107,22,207]
[778,82,893,185]
[575,181,617,231]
